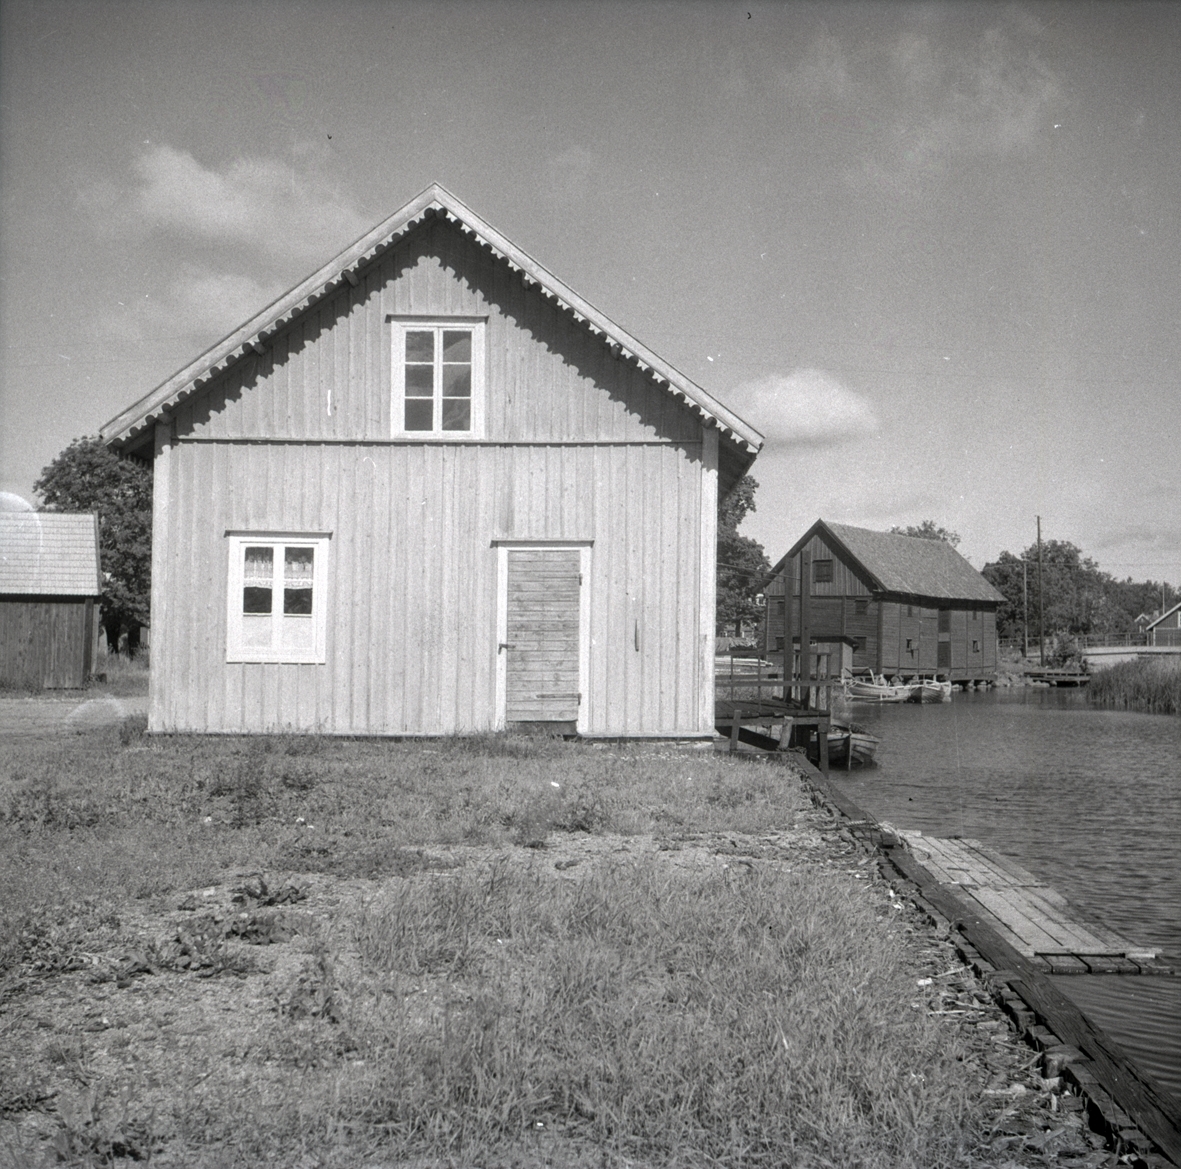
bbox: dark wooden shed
[0,512,102,689]
[764,520,1003,686]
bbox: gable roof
[771,519,1004,604]
[1145,600,1181,630]
[0,513,102,596]
[100,183,764,469]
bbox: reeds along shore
[1087,657,1181,715]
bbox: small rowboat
[909,678,953,703]
[844,673,913,703]
[828,722,881,767]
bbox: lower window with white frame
[226,534,329,663]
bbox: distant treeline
[982,541,1175,642]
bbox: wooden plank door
[504,548,582,726]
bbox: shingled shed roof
[0,513,102,596]
[100,183,764,468]
[775,519,1004,604]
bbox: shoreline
[795,755,1181,1167]
[1,707,1174,1166]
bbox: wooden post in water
[1037,516,1045,667]
[1022,558,1029,659]
[799,550,812,710]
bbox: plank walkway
[897,832,1170,975]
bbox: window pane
[242,614,271,647]
[285,547,313,585]
[243,586,272,614]
[442,330,471,361]
[405,330,434,361]
[405,399,433,430]
[441,398,471,430]
[284,588,313,615]
[405,365,434,396]
[282,616,313,653]
[244,546,273,585]
[442,365,471,396]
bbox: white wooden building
[101,185,762,736]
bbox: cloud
[730,370,879,447]
[839,16,1065,194]
[81,144,372,349]
[100,266,284,348]
[129,144,371,266]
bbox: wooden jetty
[792,765,1181,1165]
[895,832,1171,976]
[1024,667,1091,687]
[714,696,831,772]
[714,649,839,771]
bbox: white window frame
[226,533,330,664]
[390,317,486,439]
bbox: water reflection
[832,687,1181,1100]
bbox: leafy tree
[717,475,771,638]
[34,436,152,653]
[981,539,1176,643]
[889,519,961,547]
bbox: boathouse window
[390,318,486,438]
[226,534,330,663]
[812,559,833,583]
[854,599,868,616]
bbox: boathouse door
[497,546,587,733]
[937,608,951,670]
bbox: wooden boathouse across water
[764,520,1004,687]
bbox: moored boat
[909,677,953,703]
[844,672,913,702]
[828,722,881,766]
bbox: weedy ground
[0,720,1112,1168]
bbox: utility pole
[1037,516,1045,667]
[1022,558,1029,658]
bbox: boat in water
[844,673,913,703]
[828,722,881,766]
[909,677,953,703]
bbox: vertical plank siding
[173,222,699,448]
[155,427,705,736]
[0,598,92,688]
[767,537,999,680]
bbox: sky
[2,0,1179,584]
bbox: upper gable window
[812,559,834,584]
[390,319,486,438]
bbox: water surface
[831,687,1181,1102]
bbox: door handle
[499,642,516,652]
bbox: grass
[1087,656,1181,714]
[0,726,1043,1167]
[0,650,149,699]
